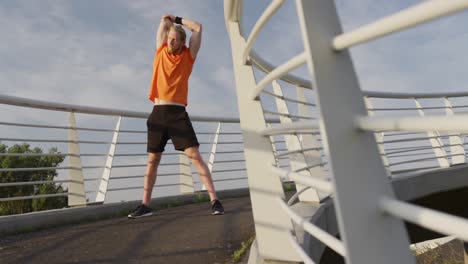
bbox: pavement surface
[0,197,254,264]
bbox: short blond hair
[169,25,186,43]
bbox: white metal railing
[224,0,468,263]
[0,94,259,212]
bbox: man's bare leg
[143,152,162,206]
[184,146,218,201]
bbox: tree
[0,143,68,216]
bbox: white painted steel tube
[333,0,468,50]
[242,0,285,64]
[249,50,313,89]
[363,90,468,99]
[0,193,69,202]
[380,197,468,242]
[0,94,241,123]
[260,120,319,136]
[356,115,468,133]
[250,53,307,100]
[278,198,346,256]
[270,166,333,193]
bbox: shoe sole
[128,212,154,219]
[211,211,225,215]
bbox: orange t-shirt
[148,43,195,106]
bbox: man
[128,14,224,218]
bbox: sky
[1,0,468,202]
[1,0,468,117]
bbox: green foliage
[195,192,210,203]
[232,236,255,263]
[0,143,67,216]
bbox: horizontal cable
[0,180,71,187]
[242,0,285,64]
[0,153,72,157]
[293,162,327,173]
[270,166,333,193]
[386,151,436,159]
[110,173,180,180]
[194,177,248,184]
[276,147,323,158]
[388,153,465,167]
[278,198,346,256]
[379,197,468,242]
[384,132,425,138]
[0,121,117,132]
[107,183,190,192]
[0,166,80,172]
[260,120,319,136]
[379,135,450,145]
[370,106,450,111]
[391,165,440,175]
[251,53,308,100]
[356,115,468,133]
[261,90,316,106]
[0,193,68,202]
[333,0,468,50]
[210,168,246,173]
[209,159,245,164]
[0,137,109,144]
[363,90,468,99]
[263,110,315,120]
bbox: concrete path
[0,197,254,264]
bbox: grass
[232,236,255,263]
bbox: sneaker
[128,204,154,219]
[211,199,225,215]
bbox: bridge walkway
[0,197,254,264]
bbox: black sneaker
[211,199,225,215]
[128,204,154,219]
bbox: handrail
[0,94,240,123]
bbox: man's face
[167,29,183,54]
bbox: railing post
[205,122,221,190]
[68,112,86,207]
[95,116,121,203]
[296,85,329,187]
[296,1,415,263]
[179,152,194,194]
[272,81,321,202]
[364,97,391,176]
[224,8,301,262]
[414,98,450,168]
[444,97,465,165]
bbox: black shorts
[147,105,199,153]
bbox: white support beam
[225,14,301,261]
[67,112,86,207]
[272,81,320,202]
[205,122,222,190]
[444,97,466,165]
[179,152,194,194]
[414,99,449,168]
[95,116,122,203]
[364,97,390,176]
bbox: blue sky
[1,0,468,202]
[1,1,468,118]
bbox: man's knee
[148,153,162,167]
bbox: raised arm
[156,14,174,49]
[178,17,202,60]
